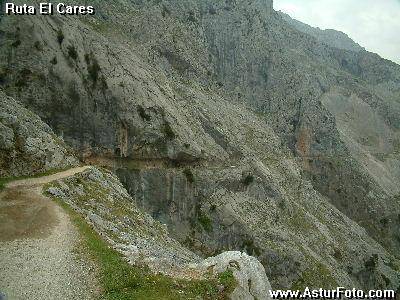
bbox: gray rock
[194,251,272,300]
[0,123,14,150]
[0,90,79,177]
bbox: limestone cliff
[0,90,78,177]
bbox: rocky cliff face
[0,90,78,177]
[45,166,272,299]
[1,0,400,291]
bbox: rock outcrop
[192,251,272,300]
[0,90,78,177]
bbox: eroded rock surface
[192,251,272,300]
[0,90,78,177]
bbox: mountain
[278,11,364,52]
[0,0,399,292]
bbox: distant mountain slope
[278,11,364,52]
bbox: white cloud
[274,0,400,64]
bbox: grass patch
[49,196,235,299]
[0,177,9,192]
[198,211,213,233]
[291,261,337,290]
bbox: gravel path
[0,167,97,300]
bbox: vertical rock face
[0,90,78,177]
[1,0,400,291]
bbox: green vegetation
[242,239,261,256]
[137,106,151,122]
[87,56,101,84]
[163,122,176,140]
[67,45,78,60]
[217,270,235,295]
[0,177,9,192]
[0,67,8,84]
[15,68,33,88]
[11,40,21,48]
[50,56,58,65]
[291,261,337,290]
[288,209,316,233]
[34,41,43,51]
[183,168,195,183]
[57,29,64,45]
[242,174,254,186]
[364,254,379,271]
[48,193,235,299]
[198,211,213,233]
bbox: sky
[273,0,400,64]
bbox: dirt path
[0,166,96,300]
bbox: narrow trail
[0,166,96,300]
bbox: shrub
[364,254,379,271]
[209,7,217,15]
[57,29,64,45]
[163,122,176,140]
[50,56,57,65]
[198,212,213,232]
[187,11,197,23]
[11,40,21,47]
[161,5,170,17]
[242,174,254,186]
[34,41,43,51]
[88,57,101,83]
[242,239,261,256]
[0,68,8,84]
[100,76,108,90]
[15,68,32,88]
[67,45,78,60]
[84,53,91,65]
[183,168,195,183]
[137,106,151,121]
[218,270,236,293]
